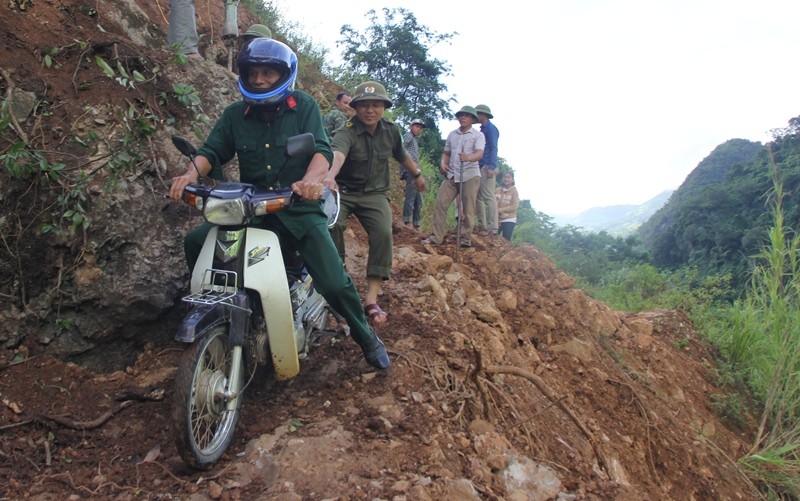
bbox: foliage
[95,56,153,89]
[705,167,800,497]
[580,264,733,314]
[1,141,65,182]
[165,83,211,140]
[240,0,282,34]
[637,137,770,291]
[49,171,91,235]
[337,8,455,126]
[240,0,329,73]
[547,225,651,285]
[171,83,201,108]
[513,203,559,254]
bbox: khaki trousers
[429,176,480,245]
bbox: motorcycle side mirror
[172,135,198,158]
[285,133,315,159]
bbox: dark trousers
[499,221,516,241]
[402,176,422,227]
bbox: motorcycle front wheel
[173,325,244,469]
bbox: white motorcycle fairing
[192,226,299,380]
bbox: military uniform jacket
[196,90,333,239]
[331,116,407,193]
[324,108,347,138]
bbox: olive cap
[475,104,494,119]
[455,105,478,122]
[410,119,426,128]
[350,81,393,108]
[243,24,272,39]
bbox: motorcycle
[169,133,340,469]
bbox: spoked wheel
[173,325,244,469]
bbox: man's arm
[440,150,451,175]
[323,150,347,189]
[401,156,425,192]
[484,125,499,169]
[458,149,483,164]
[169,155,212,200]
[291,152,330,200]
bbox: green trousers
[184,216,374,344]
[330,191,393,280]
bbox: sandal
[364,303,388,325]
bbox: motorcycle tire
[173,325,244,469]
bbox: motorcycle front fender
[176,291,249,344]
[175,303,229,343]
[241,227,299,381]
[189,226,300,379]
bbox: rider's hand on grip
[170,172,197,201]
[291,180,325,202]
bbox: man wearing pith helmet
[233,24,273,74]
[325,81,426,327]
[422,105,485,248]
[242,24,272,41]
[475,104,500,235]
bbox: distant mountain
[552,190,674,236]
[635,137,766,289]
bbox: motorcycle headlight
[203,197,247,225]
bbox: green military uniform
[184,90,375,344]
[330,115,407,279]
[324,108,347,140]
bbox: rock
[502,456,562,501]
[552,338,594,362]
[495,289,518,310]
[443,478,481,500]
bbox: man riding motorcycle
[168,38,390,371]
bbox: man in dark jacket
[169,40,389,370]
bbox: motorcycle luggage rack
[183,269,239,305]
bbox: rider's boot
[359,332,390,370]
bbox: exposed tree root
[3,400,135,432]
[483,363,612,476]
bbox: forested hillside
[636,137,771,288]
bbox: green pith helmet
[243,24,272,39]
[350,81,393,108]
[455,105,478,122]
[475,104,494,119]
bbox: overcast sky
[275,0,800,215]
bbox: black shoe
[460,241,472,248]
[359,334,390,370]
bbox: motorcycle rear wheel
[173,325,244,469]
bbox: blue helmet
[237,38,298,106]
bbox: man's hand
[291,180,325,201]
[414,176,426,192]
[487,167,497,178]
[169,171,199,201]
[322,176,339,191]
